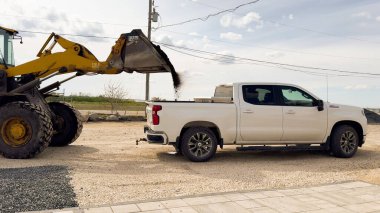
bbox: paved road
[26,181,380,213]
[0,166,77,213]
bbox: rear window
[242,85,276,105]
[214,85,233,98]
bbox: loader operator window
[243,85,275,105]
[0,30,14,66]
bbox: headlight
[361,109,365,116]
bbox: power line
[14,29,380,77]
[158,29,380,61]
[186,0,380,45]
[18,25,380,61]
[164,44,380,79]
[17,15,372,61]
[156,0,261,29]
[156,42,380,77]
[18,30,118,39]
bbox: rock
[106,115,119,121]
[88,113,101,121]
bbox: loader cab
[0,26,16,68]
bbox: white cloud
[189,32,200,36]
[174,40,187,47]
[201,35,217,49]
[213,51,236,64]
[154,34,174,45]
[352,11,371,19]
[288,14,294,20]
[201,35,209,43]
[266,51,285,58]
[344,84,369,90]
[220,32,242,41]
[376,16,380,22]
[153,35,187,47]
[220,12,262,29]
[183,70,205,78]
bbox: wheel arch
[177,121,223,148]
[0,94,29,107]
[330,120,364,147]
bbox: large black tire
[0,101,53,159]
[180,127,218,162]
[331,125,359,158]
[49,102,83,147]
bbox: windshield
[0,29,15,67]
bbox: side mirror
[316,100,324,111]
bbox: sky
[0,0,379,107]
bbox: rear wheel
[0,101,53,159]
[49,102,83,147]
[181,127,218,162]
[331,125,359,158]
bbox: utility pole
[145,0,153,101]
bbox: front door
[278,86,328,142]
[239,85,283,143]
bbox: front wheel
[331,125,359,158]
[180,127,218,162]
[0,101,53,159]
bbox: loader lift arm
[6,29,177,79]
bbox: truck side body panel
[147,102,238,144]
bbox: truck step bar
[236,145,327,152]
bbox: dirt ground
[0,122,379,208]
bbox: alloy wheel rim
[340,131,357,154]
[188,133,212,157]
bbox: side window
[242,85,275,105]
[280,86,315,107]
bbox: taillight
[152,105,162,125]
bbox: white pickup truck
[145,82,367,162]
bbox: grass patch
[47,95,146,111]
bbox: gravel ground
[0,122,379,209]
[0,166,77,212]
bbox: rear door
[278,86,328,142]
[238,85,283,143]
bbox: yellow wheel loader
[0,26,180,159]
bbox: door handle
[242,110,254,113]
[286,110,296,114]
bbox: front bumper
[144,125,168,144]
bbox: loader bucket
[113,29,181,88]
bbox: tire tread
[0,101,53,159]
[49,102,83,146]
